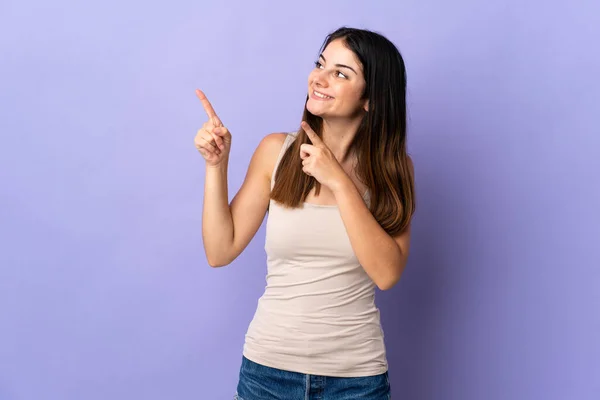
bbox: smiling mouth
[313,90,334,99]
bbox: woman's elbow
[375,265,405,290]
[206,253,233,268]
[376,277,398,291]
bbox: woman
[195,26,415,400]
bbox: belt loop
[305,374,310,400]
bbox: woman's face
[306,39,368,120]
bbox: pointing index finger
[301,121,323,146]
[196,89,222,126]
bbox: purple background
[1,1,599,399]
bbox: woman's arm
[332,163,413,290]
[299,121,414,289]
[202,133,286,267]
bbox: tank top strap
[271,132,298,190]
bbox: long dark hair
[271,27,416,236]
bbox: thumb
[300,143,314,159]
[213,126,231,143]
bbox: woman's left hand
[300,121,350,193]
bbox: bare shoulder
[252,132,288,180]
[258,132,288,154]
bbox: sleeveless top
[242,132,388,377]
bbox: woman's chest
[264,202,359,263]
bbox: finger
[197,128,218,146]
[200,136,220,153]
[300,143,314,159]
[198,131,220,153]
[213,115,223,127]
[210,130,225,149]
[195,140,212,155]
[301,121,323,147]
[196,89,219,121]
[197,146,211,158]
[213,126,231,144]
[198,143,219,157]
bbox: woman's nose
[313,69,328,87]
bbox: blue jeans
[235,356,391,400]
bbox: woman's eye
[314,61,323,69]
[336,71,347,79]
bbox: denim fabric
[235,356,391,400]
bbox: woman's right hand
[194,89,232,167]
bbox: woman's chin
[306,104,327,118]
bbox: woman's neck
[320,116,363,163]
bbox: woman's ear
[363,99,369,112]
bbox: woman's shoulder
[257,131,298,155]
[260,132,288,148]
[251,132,293,181]
[256,132,288,159]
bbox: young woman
[195,26,415,400]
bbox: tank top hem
[242,349,388,378]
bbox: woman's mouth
[311,90,334,100]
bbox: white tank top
[242,132,388,377]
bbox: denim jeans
[235,356,391,400]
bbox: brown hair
[270,27,416,236]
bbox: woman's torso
[242,132,388,377]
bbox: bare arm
[201,132,286,267]
[300,121,414,290]
[333,171,412,290]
